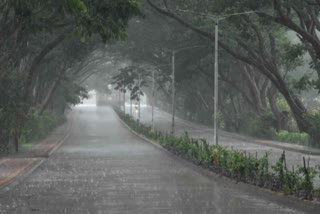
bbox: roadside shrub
[239,113,277,139]
[0,108,9,154]
[275,131,310,145]
[0,134,10,154]
[21,110,64,143]
[115,108,162,141]
[306,113,320,145]
[114,107,320,201]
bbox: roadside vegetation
[275,131,310,146]
[2,1,320,154]
[106,0,320,148]
[114,108,320,201]
[0,0,141,154]
[0,110,64,154]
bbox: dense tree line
[0,0,141,152]
[108,0,320,143]
[1,0,320,152]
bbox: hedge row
[114,108,320,201]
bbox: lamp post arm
[152,69,155,130]
[146,0,216,43]
[163,45,209,134]
[218,11,257,20]
[176,9,257,21]
[175,45,208,54]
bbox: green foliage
[281,42,305,72]
[112,65,149,101]
[11,0,141,40]
[80,0,142,42]
[63,84,89,105]
[22,110,65,143]
[0,108,64,154]
[239,113,277,139]
[271,153,317,199]
[0,133,10,154]
[0,0,141,154]
[275,131,310,145]
[114,107,320,200]
[293,74,314,92]
[275,97,291,112]
[305,113,320,145]
[115,108,162,141]
[67,0,88,13]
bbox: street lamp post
[214,19,219,145]
[147,64,171,131]
[171,52,176,134]
[165,45,207,134]
[123,92,126,114]
[148,62,173,131]
[118,91,121,110]
[138,73,141,123]
[152,69,155,130]
[213,12,256,145]
[177,9,256,145]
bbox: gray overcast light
[0,1,320,214]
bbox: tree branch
[24,28,72,99]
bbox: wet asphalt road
[0,105,312,213]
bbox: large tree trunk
[242,64,267,114]
[275,77,310,132]
[267,85,283,131]
[268,85,281,120]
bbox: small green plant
[272,151,287,190]
[256,152,269,186]
[296,157,317,200]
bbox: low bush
[114,107,320,201]
[115,109,162,141]
[0,108,11,154]
[275,131,310,145]
[239,113,277,139]
[0,109,65,154]
[0,134,10,154]
[306,113,320,145]
[21,110,65,144]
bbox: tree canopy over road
[0,0,141,152]
[139,0,320,142]
[1,0,320,153]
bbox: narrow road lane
[0,106,311,213]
